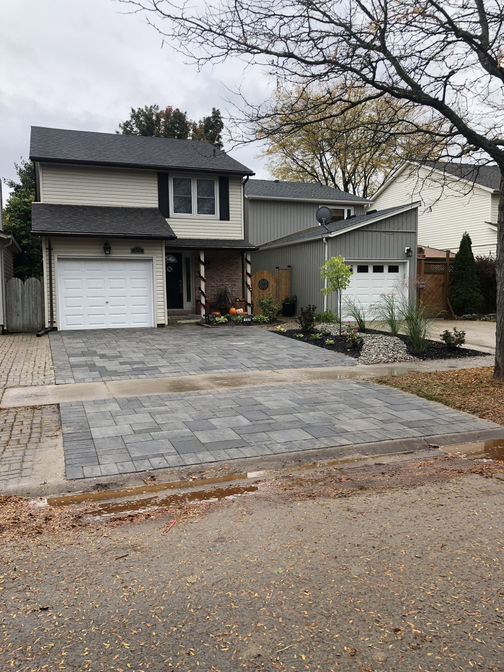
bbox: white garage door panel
[57,258,154,330]
[342,263,407,317]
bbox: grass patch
[375,367,504,425]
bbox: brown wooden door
[251,270,277,315]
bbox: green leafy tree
[119,105,224,146]
[450,233,483,316]
[119,104,191,138]
[2,160,42,279]
[321,255,353,335]
[192,108,224,149]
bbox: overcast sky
[0,0,272,200]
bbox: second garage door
[57,258,154,330]
[342,262,407,317]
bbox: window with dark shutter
[157,173,169,217]
[219,176,230,221]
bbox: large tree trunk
[494,175,504,379]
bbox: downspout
[37,237,56,336]
[323,236,328,312]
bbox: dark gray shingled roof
[30,126,254,176]
[32,204,177,239]
[244,179,370,203]
[167,238,256,250]
[259,203,418,248]
[419,161,500,191]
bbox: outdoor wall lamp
[404,246,413,257]
[103,241,112,256]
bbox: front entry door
[166,253,184,309]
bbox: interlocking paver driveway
[50,327,355,384]
[61,380,499,479]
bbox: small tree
[450,233,483,316]
[321,256,353,335]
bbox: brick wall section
[194,250,244,310]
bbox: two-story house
[373,160,500,256]
[30,126,255,331]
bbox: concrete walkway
[1,353,494,409]
[428,319,496,353]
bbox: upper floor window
[171,176,217,217]
[319,206,353,221]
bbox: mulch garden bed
[273,327,488,362]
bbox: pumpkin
[236,308,244,315]
[229,307,237,315]
[214,312,221,317]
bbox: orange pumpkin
[229,307,237,315]
[214,312,221,317]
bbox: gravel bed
[276,322,489,364]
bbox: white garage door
[57,258,154,330]
[342,262,407,317]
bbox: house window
[357,265,369,273]
[171,176,217,217]
[373,265,384,273]
[319,206,354,221]
[388,265,400,273]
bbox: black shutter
[219,176,230,221]
[158,173,169,217]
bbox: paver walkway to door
[50,327,355,384]
[61,380,499,479]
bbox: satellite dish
[316,206,332,226]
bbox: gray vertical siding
[329,210,418,287]
[252,239,326,311]
[247,199,366,246]
[252,208,418,309]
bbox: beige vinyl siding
[373,165,497,255]
[490,193,499,223]
[168,176,243,239]
[40,163,158,207]
[42,236,166,328]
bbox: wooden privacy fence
[417,253,454,318]
[6,277,44,332]
[251,267,291,314]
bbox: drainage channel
[46,451,417,520]
[441,438,504,462]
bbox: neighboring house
[29,126,255,331]
[245,179,370,246]
[252,203,418,316]
[373,161,499,256]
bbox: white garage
[342,262,408,317]
[57,258,155,330]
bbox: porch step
[170,313,202,324]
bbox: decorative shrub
[309,333,322,340]
[325,339,335,346]
[402,300,429,354]
[440,328,466,349]
[276,325,287,333]
[258,296,281,322]
[314,309,338,323]
[373,293,402,336]
[252,314,270,323]
[475,255,496,313]
[296,304,316,333]
[295,333,305,339]
[344,298,367,332]
[450,233,483,315]
[344,323,363,349]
